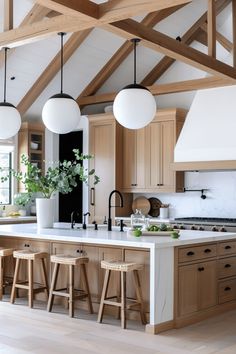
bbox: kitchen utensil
[148,197,162,217]
[132,196,150,215]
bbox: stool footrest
[103,300,121,307]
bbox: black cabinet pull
[131,183,137,186]
[24,244,30,247]
[187,251,194,256]
[225,245,232,250]
[198,267,205,272]
[90,187,95,206]
[157,183,164,186]
[204,248,211,253]
[224,264,231,268]
[224,286,231,291]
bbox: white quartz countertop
[0,223,236,249]
[0,216,36,223]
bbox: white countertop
[0,216,36,223]
[0,223,236,249]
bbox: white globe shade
[113,85,156,129]
[42,94,81,134]
[0,103,21,139]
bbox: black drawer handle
[204,248,211,253]
[225,245,232,250]
[157,183,164,186]
[224,286,231,291]
[198,267,205,272]
[187,251,194,256]
[224,264,231,268]
[24,244,30,247]
[131,183,137,186]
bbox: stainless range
[170,217,236,232]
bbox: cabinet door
[146,121,162,189]
[198,260,217,310]
[161,120,175,191]
[81,244,99,302]
[122,128,145,190]
[178,264,198,316]
[89,121,115,224]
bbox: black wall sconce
[183,188,207,199]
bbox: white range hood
[173,84,236,171]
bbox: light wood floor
[0,297,236,354]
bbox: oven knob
[220,226,227,232]
[179,224,185,230]
[198,226,205,231]
[190,224,197,230]
[211,226,218,232]
[172,224,179,229]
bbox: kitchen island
[0,223,236,334]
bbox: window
[0,147,13,205]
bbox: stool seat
[101,260,143,272]
[0,248,14,257]
[13,250,48,260]
[51,254,89,266]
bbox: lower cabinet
[178,260,217,317]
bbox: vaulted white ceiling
[0,0,233,121]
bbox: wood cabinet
[88,113,132,224]
[122,108,186,193]
[18,122,45,192]
[178,260,217,316]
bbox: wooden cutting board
[132,196,151,215]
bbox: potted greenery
[14,192,32,216]
[1,149,99,228]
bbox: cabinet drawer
[218,279,236,304]
[218,257,236,279]
[217,241,236,256]
[178,244,217,263]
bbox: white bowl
[30,141,39,150]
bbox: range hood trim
[171,160,236,171]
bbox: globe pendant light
[42,32,81,134]
[0,48,21,139]
[113,38,156,130]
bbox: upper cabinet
[18,122,45,192]
[122,108,187,193]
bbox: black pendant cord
[3,47,8,103]
[131,38,140,85]
[60,33,64,94]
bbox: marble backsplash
[135,171,236,219]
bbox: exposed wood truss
[233,0,236,66]
[208,0,216,57]
[78,77,235,106]
[4,0,13,31]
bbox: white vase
[159,207,169,219]
[19,209,27,216]
[36,198,55,229]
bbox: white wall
[135,171,236,219]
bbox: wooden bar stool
[0,247,14,300]
[97,260,146,329]
[47,254,93,318]
[10,249,49,308]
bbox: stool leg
[121,271,127,329]
[47,263,60,312]
[28,259,34,308]
[0,257,3,300]
[81,263,93,314]
[97,269,111,323]
[41,258,49,299]
[133,270,146,325]
[69,264,74,318]
[10,258,20,304]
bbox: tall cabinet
[88,113,132,224]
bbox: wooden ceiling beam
[208,0,216,57]
[35,0,99,19]
[0,0,192,48]
[77,3,187,104]
[200,23,233,52]
[78,76,236,106]
[4,0,13,31]
[104,16,236,80]
[141,0,230,86]
[17,29,92,116]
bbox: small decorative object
[159,204,169,219]
[0,149,100,229]
[14,193,32,216]
[131,209,145,229]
